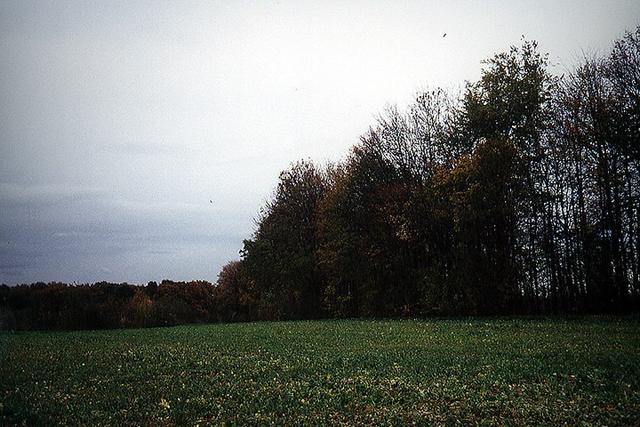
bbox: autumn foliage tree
[240,160,328,319]
[228,28,639,320]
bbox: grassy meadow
[1,318,639,426]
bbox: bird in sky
[443,33,447,38]
[209,200,213,204]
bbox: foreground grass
[1,318,639,426]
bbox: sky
[1,0,639,285]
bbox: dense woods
[1,29,639,330]
[227,28,640,320]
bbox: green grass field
[1,318,639,426]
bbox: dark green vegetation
[1,318,639,425]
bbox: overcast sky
[1,1,638,285]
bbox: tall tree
[241,160,328,319]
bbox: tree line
[0,281,222,330]
[220,28,640,320]
[1,28,639,330]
